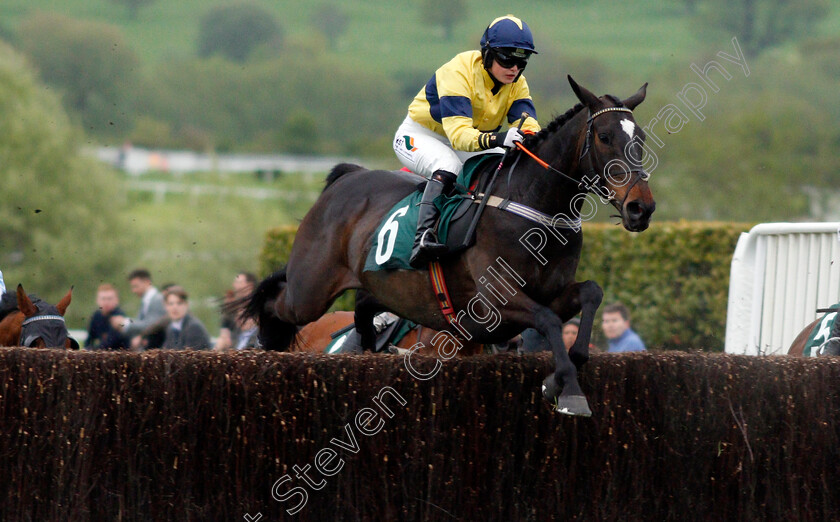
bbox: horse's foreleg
[530,305,591,417]
[549,280,604,370]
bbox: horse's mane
[525,94,624,148]
[324,163,365,192]
[0,292,44,323]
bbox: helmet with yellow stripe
[480,14,537,53]
[480,15,537,78]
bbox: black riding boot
[409,170,455,268]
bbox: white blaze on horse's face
[620,119,635,140]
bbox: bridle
[515,105,650,209]
[20,313,68,347]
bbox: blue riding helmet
[480,15,537,79]
[480,15,537,54]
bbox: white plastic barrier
[725,223,840,355]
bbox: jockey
[394,14,541,268]
[0,268,5,295]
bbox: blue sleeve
[508,99,537,123]
[630,331,646,351]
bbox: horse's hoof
[542,375,560,401]
[554,395,592,417]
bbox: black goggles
[493,48,530,69]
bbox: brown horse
[293,310,486,356]
[0,284,77,349]
[788,307,840,357]
[246,76,656,416]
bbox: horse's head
[569,76,656,232]
[16,284,78,349]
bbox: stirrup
[410,230,447,268]
[419,229,445,251]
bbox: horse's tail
[324,163,365,192]
[243,268,298,351]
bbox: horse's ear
[623,82,648,110]
[16,284,37,317]
[56,286,73,316]
[568,75,599,108]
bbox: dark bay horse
[248,76,655,416]
[0,284,77,349]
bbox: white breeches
[393,115,502,179]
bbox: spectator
[601,302,646,353]
[137,282,177,350]
[234,315,260,350]
[563,317,601,354]
[110,268,167,351]
[214,271,257,351]
[562,317,580,351]
[161,285,211,350]
[85,284,128,350]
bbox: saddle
[363,154,503,272]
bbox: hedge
[1,348,839,520]
[260,221,751,351]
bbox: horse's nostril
[626,201,643,217]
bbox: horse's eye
[598,133,611,145]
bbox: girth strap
[429,261,459,327]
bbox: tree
[108,0,157,20]
[282,110,320,154]
[17,12,141,137]
[421,0,467,41]
[0,42,128,327]
[698,0,830,55]
[197,3,283,62]
[311,3,349,50]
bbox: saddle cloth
[363,153,502,272]
[804,304,840,357]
